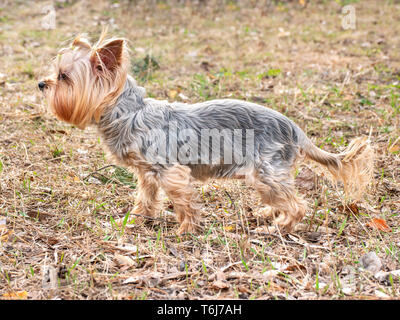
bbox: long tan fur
[302,136,374,201]
[43,30,129,129]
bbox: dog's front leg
[159,165,200,234]
[132,169,162,218]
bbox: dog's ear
[72,35,91,49]
[91,39,125,73]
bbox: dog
[39,32,374,234]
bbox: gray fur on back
[98,75,307,180]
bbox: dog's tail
[297,132,374,201]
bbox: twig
[82,164,119,181]
[224,190,236,210]
[130,212,178,224]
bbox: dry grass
[0,0,399,300]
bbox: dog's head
[39,32,129,129]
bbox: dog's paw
[254,206,277,219]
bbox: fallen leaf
[114,254,135,267]
[123,275,141,284]
[115,244,138,253]
[224,225,235,232]
[2,291,28,299]
[0,229,13,242]
[168,90,178,100]
[284,264,307,273]
[211,269,230,290]
[237,285,251,294]
[366,218,391,232]
[337,203,359,215]
[347,203,359,215]
[211,279,230,290]
[388,144,399,153]
[207,73,216,80]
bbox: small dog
[39,33,374,234]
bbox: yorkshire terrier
[39,33,374,234]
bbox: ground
[0,0,399,300]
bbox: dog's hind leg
[160,164,200,234]
[253,168,307,232]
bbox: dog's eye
[58,73,68,81]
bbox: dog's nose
[38,81,46,91]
